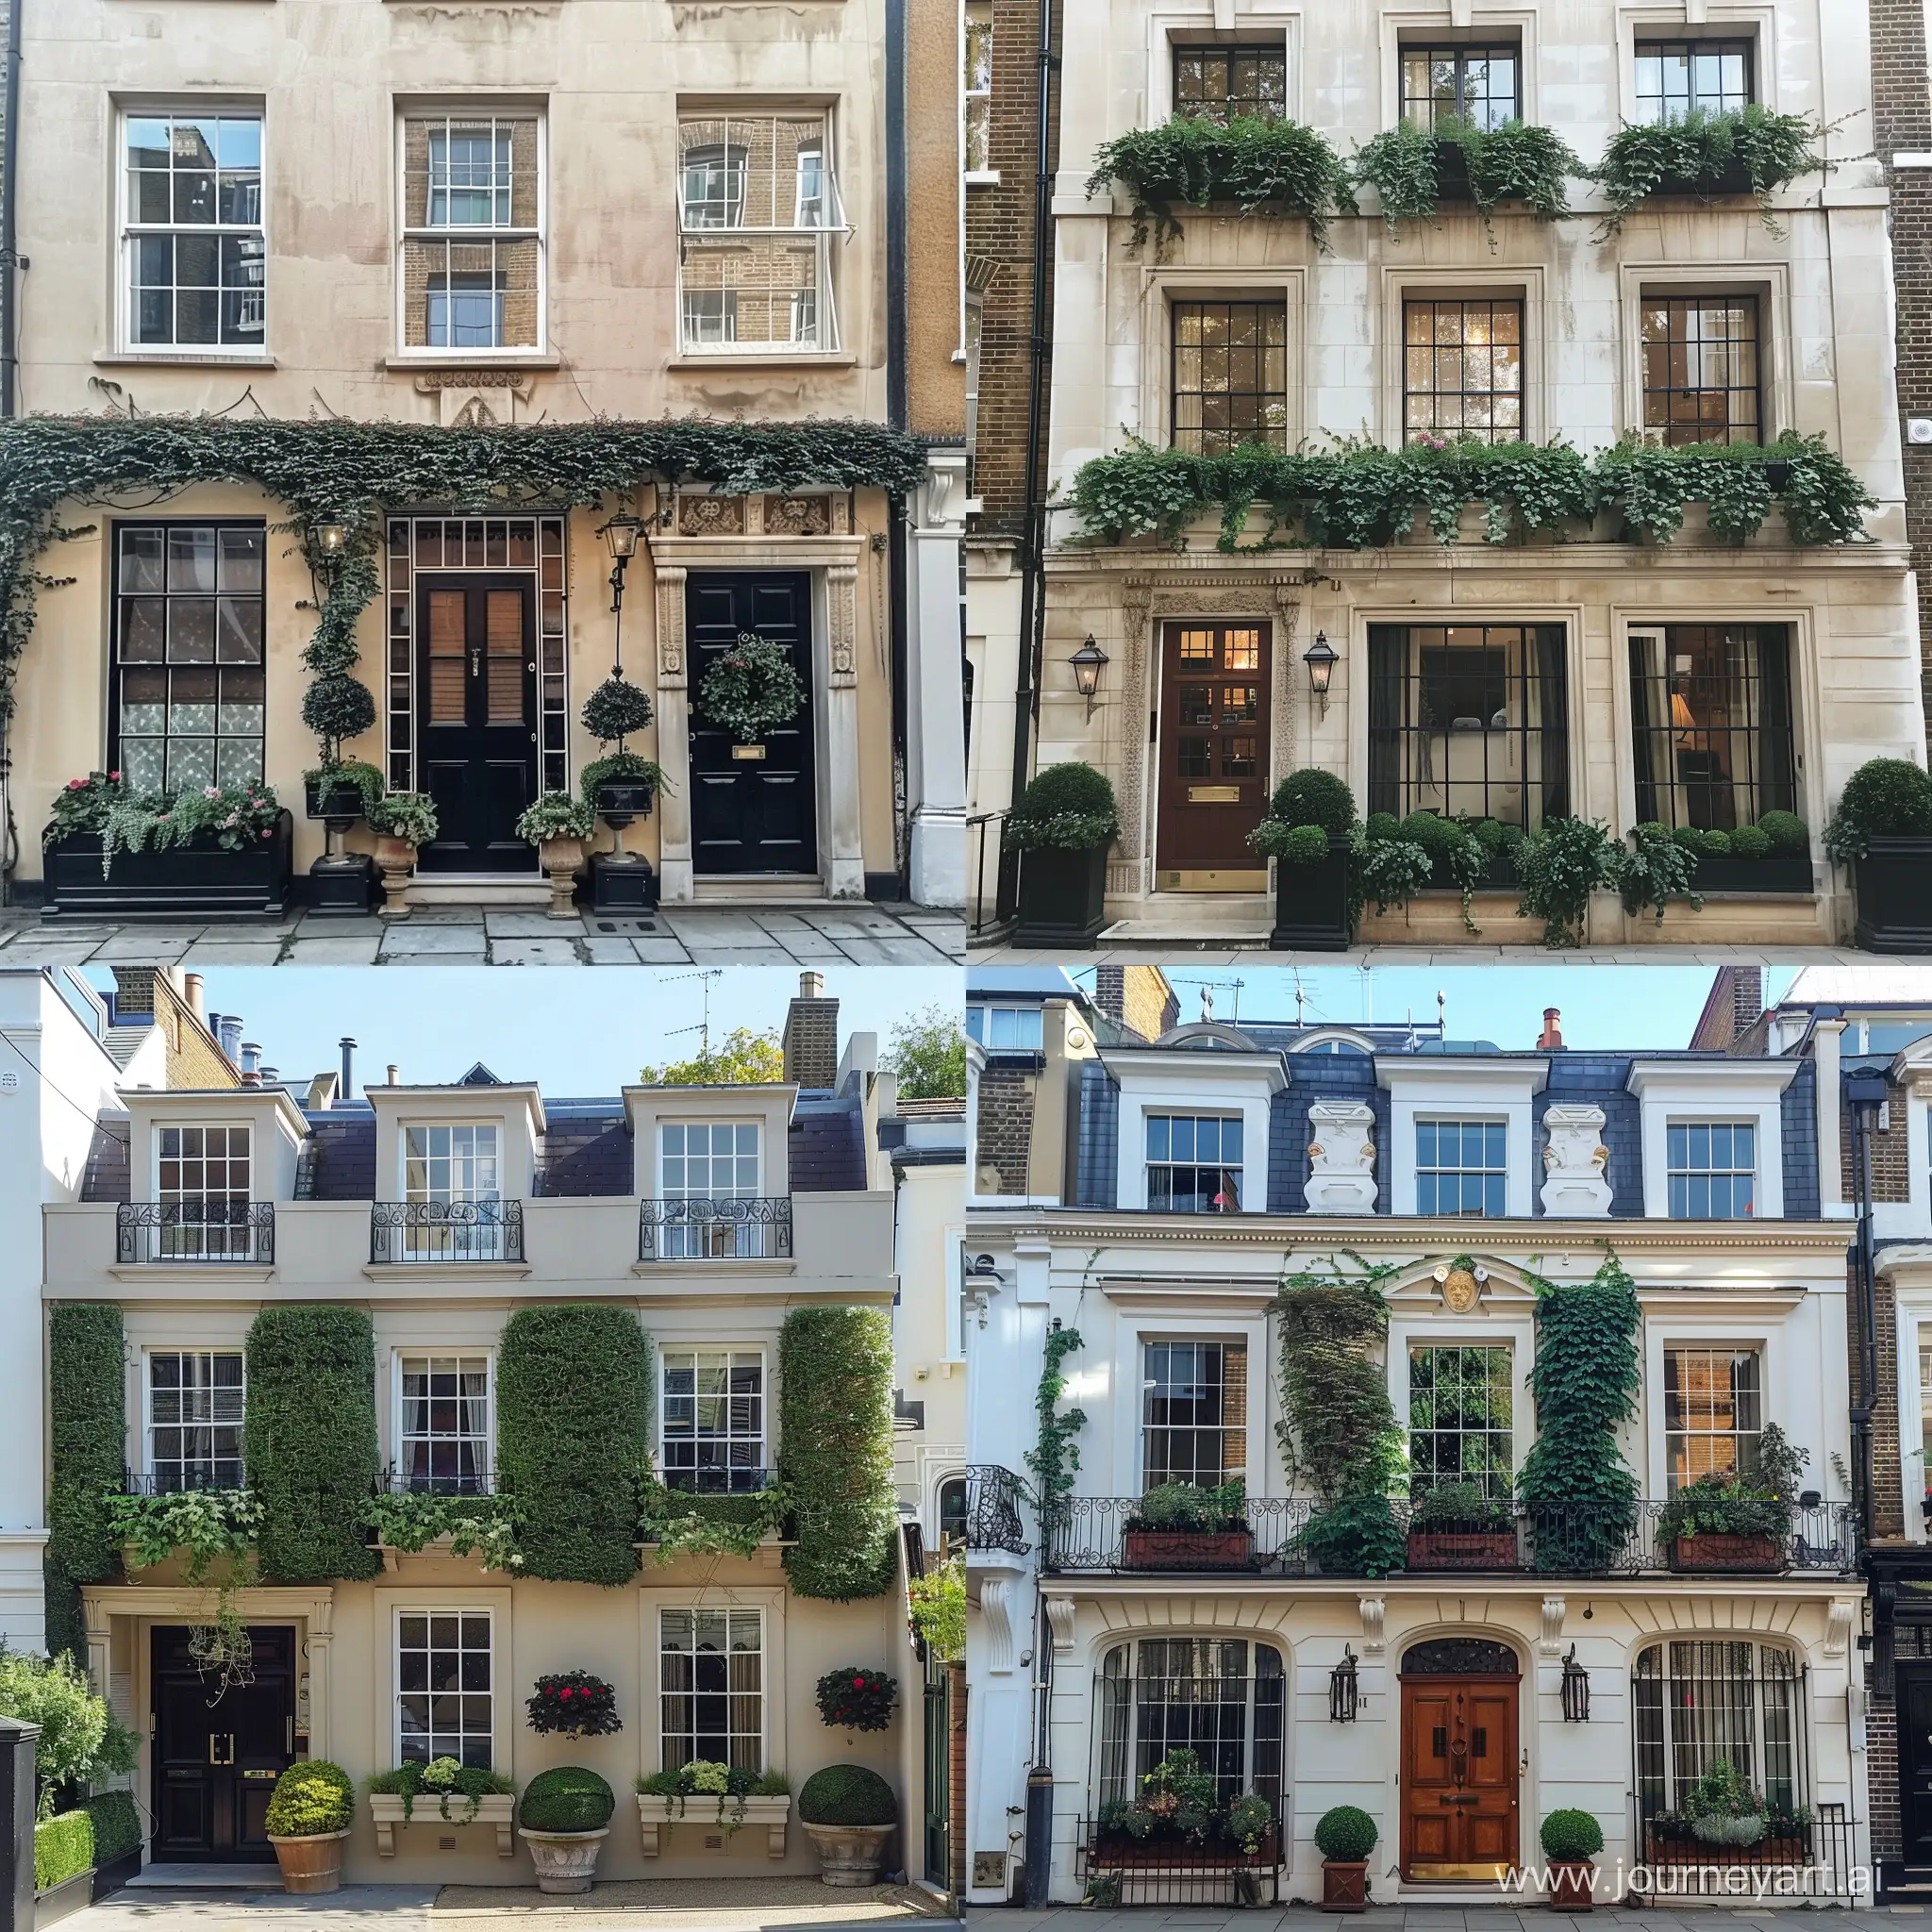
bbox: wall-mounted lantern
[1303,629,1338,709]
[315,523,347,557]
[1561,1644,1591,1723]
[1329,1644,1359,1723]
[1069,636,1109,716]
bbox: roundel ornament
[1433,1261,1489,1313]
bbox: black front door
[687,572,818,875]
[1900,1662,1932,1871]
[152,1625,295,1861]
[416,577,539,873]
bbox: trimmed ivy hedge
[779,1307,898,1601]
[46,1304,126,1659]
[496,1305,653,1585]
[243,1307,381,1585]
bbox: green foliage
[367,1758,515,1825]
[1007,761,1119,852]
[1399,810,1457,862]
[516,791,596,843]
[1315,1804,1378,1862]
[1024,1324,1087,1534]
[301,673,378,759]
[908,1556,965,1661]
[1658,1422,1807,1544]
[244,1307,381,1585]
[637,1480,790,1564]
[305,758,385,818]
[1595,433,1874,546]
[1682,1758,1776,1843]
[1517,817,1618,946]
[1256,821,1334,867]
[519,1766,615,1834]
[368,791,438,845]
[1297,1494,1407,1577]
[1825,757,1932,862]
[45,1304,125,1659]
[580,673,655,744]
[641,1025,784,1085]
[1592,107,1826,235]
[1611,822,1704,923]
[1541,1808,1605,1861]
[1351,115,1581,228]
[1701,829,1733,858]
[1086,114,1353,249]
[698,632,808,742]
[34,1792,142,1890]
[1263,767,1356,836]
[0,1652,139,1818]
[885,1003,968,1098]
[1729,824,1773,861]
[1352,830,1434,918]
[779,1307,898,1600]
[1757,809,1809,858]
[359,1491,522,1571]
[1349,119,1441,227]
[108,1489,260,1578]
[51,778,284,874]
[497,1306,652,1585]
[797,1763,897,1827]
[265,1761,355,1838]
[1409,1480,1512,1531]
[1130,1478,1246,1530]
[580,752,669,810]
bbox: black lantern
[1561,1644,1590,1723]
[1303,629,1338,701]
[1069,636,1109,707]
[315,522,347,557]
[1329,1644,1359,1723]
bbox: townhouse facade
[963,971,1869,1908]
[964,0,1924,947]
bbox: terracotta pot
[538,835,586,919]
[1122,1525,1254,1571]
[1549,1859,1594,1910]
[1671,1531,1783,1573]
[518,1826,608,1894]
[801,1820,892,1888]
[374,835,417,920]
[268,1828,350,1895]
[1323,1859,1368,1911]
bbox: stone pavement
[0,903,963,968]
[977,1909,1907,1929]
[970,941,1869,967]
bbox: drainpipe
[1847,1066,1888,1539]
[0,0,24,903]
[1023,1590,1054,1907]
[884,0,912,895]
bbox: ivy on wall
[243,1306,382,1585]
[45,1304,126,1660]
[778,1307,898,1601]
[496,1305,654,1586]
[1023,1323,1087,1533]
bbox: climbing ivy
[45,1304,126,1660]
[1023,1324,1087,1533]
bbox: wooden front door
[152,1625,295,1862]
[1154,621,1270,891]
[687,571,818,875]
[1399,1649,1520,1881]
[415,577,540,873]
[1900,1663,1932,1871]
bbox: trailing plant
[497,1305,653,1586]
[907,1556,965,1661]
[1086,113,1352,249]
[1297,1494,1407,1578]
[1592,107,1827,236]
[368,790,438,845]
[1517,816,1619,946]
[579,672,655,745]
[1541,1808,1605,1861]
[1350,114,1582,229]
[1128,1478,1247,1531]
[1315,1804,1377,1862]
[1610,821,1704,924]
[1024,1323,1087,1534]
[697,632,807,742]
[1824,756,1932,862]
[108,1488,260,1577]
[637,1479,790,1564]
[45,1303,125,1661]
[33,1791,142,1890]
[51,778,284,876]
[778,1306,898,1600]
[1005,762,1119,852]
[1352,826,1435,925]
[635,1761,785,1832]
[367,1758,516,1825]
[1224,1791,1274,1855]
[304,758,384,818]
[579,751,669,811]
[815,1665,897,1733]
[1348,118,1440,228]
[0,1652,140,1818]
[359,1491,522,1570]
[518,1766,615,1835]
[1596,433,1874,547]
[515,791,595,844]
[526,1672,622,1739]
[796,1764,895,1827]
[43,774,121,848]
[264,1760,355,1838]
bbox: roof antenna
[1437,988,1447,1042]
[1295,977,1306,1028]
[660,969,724,1077]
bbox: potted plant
[1006,762,1119,946]
[264,1760,355,1894]
[516,793,595,920]
[635,1763,791,1858]
[304,759,383,824]
[1827,758,1932,951]
[1315,1803,1376,1912]
[517,1766,615,1893]
[1660,1424,1804,1572]
[578,672,668,912]
[367,1758,518,1857]
[302,758,384,915]
[1122,1478,1252,1571]
[1681,1757,1768,1851]
[1541,1807,1602,1909]
[1253,769,1356,950]
[1406,1481,1517,1570]
[367,791,438,920]
[815,1666,898,1735]
[526,1671,624,1740]
[796,1763,896,1888]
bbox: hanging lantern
[1329,1644,1359,1724]
[1561,1643,1591,1723]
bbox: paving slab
[490,938,585,966]
[280,937,384,966]
[377,924,493,957]
[175,941,291,966]
[485,910,579,938]
[627,937,699,963]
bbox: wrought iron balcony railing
[964,1465,1031,1555]
[117,1201,275,1265]
[121,1468,247,1497]
[659,1464,774,1495]
[377,1465,497,1497]
[370,1199,524,1264]
[639,1196,792,1261]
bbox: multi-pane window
[1172,625,1262,791]
[402,1124,504,1260]
[1400,45,1521,130]
[938,1475,969,1547]
[148,1350,245,1491]
[1404,299,1523,445]
[1628,626,1798,836]
[1409,1346,1513,1499]
[1173,45,1289,122]
[1171,302,1288,455]
[113,524,266,796]
[1142,1339,1246,1487]
[1634,40,1754,124]
[1667,1123,1757,1219]
[399,112,543,352]
[677,115,841,352]
[123,111,264,351]
[967,1004,1044,1050]
[659,1122,764,1258]
[660,1609,762,1772]
[1641,296,1760,445]
[1098,1639,1285,1809]
[399,1355,491,1492]
[965,5,992,171]
[1634,1641,1801,1824]
[661,1350,765,1491]
[1145,1114,1243,1213]
[155,1124,253,1259]
[1416,1120,1507,1217]
[397,1613,493,1766]
[1664,1347,1763,1488]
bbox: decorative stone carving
[678,495,746,538]
[1434,1261,1486,1312]
[1541,1104,1613,1217]
[1044,1597,1077,1656]
[1357,1595,1386,1657]
[1540,1596,1567,1658]
[654,564,688,687]
[765,494,833,537]
[1305,1101,1377,1214]
[411,369,532,430]
[826,565,858,682]
[979,1577,1014,1674]
[1825,1598,1855,1657]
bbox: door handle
[470,647,483,678]
[208,1734,235,1766]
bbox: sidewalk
[976,1909,1909,1930]
[969,940,1867,967]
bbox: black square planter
[1855,836,1932,953]
[1690,850,1812,895]
[594,780,657,820]
[304,777,366,821]
[591,850,658,911]
[306,853,378,915]
[42,809,294,921]
[1653,157,1756,198]
[1012,843,1108,947]
[1270,837,1353,950]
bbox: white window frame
[1665,1118,1759,1220]
[1629,1062,1793,1219]
[403,1122,503,1202]
[1413,1116,1509,1220]
[1108,1052,1282,1211]
[1381,1059,1544,1217]
[966,1003,1044,1051]
[658,1119,763,1199]
[143,1345,247,1489]
[1642,1318,1783,1498]
[154,1121,254,1202]
[658,1345,769,1490]
[1142,1111,1246,1215]
[391,1604,498,1768]
[391,1349,496,1491]
[1140,1335,1248,1487]
[964,0,995,181]
[657,1606,767,1772]
[1117,1315,1266,1492]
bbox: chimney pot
[799,971,824,999]
[1538,1008,1564,1051]
[183,973,206,1022]
[217,1016,243,1064]
[387,1063,400,1086]
[340,1037,357,1102]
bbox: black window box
[1688,850,1812,895]
[42,809,294,922]
[1649,157,1757,199]
[1856,836,1932,954]
[594,779,657,820]
[1270,836,1352,951]
[1013,844,1108,948]
[1424,845,1521,891]
[304,778,367,822]
[1434,138,1475,202]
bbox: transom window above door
[661,1348,766,1491]
[1404,299,1524,445]
[1667,1122,1757,1218]
[1173,45,1288,122]
[122,111,264,352]
[660,1609,763,1771]
[1664,1346,1762,1487]
[398,1354,491,1493]
[148,1349,245,1491]
[1641,295,1761,445]
[1416,1120,1506,1217]
[1171,302,1288,455]
[1400,44,1521,131]
[1142,1338,1246,1486]
[1145,1113,1243,1212]
[1634,40,1754,123]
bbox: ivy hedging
[243,1306,381,1585]
[778,1307,898,1601]
[45,1304,126,1660]
[1069,432,1874,551]
[496,1304,654,1586]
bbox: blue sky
[86,967,961,1094]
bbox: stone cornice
[1044,542,1912,577]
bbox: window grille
[1667,1122,1757,1219]
[1095,1639,1285,1808]
[1145,1114,1244,1213]
[1641,297,1761,445]
[148,1350,245,1491]
[1664,1347,1762,1487]
[1404,299,1524,445]
[1170,302,1288,455]
[398,1613,493,1765]
[1416,1120,1507,1218]
[1408,1345,1513,1495]
[1632,1641,1803,1822]
[1400,45,1521,129]
[660,1609,763,1771]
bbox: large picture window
[1173,46,1288,122]
[112,523,266,796]
[1664,1346,1762,1487]
[123,110,264,351]
[1408,1345,1512,1497]
[660,1609,762,1771]
[1634,1641,1803,1824]
[397,1612,493,1766]
[148,1350,245,1491]
[1641,295,1761,445]
[1171,302,1288,455]
[1142,1339,1246,1487]
[1097,1639,1285,1808]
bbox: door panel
[1900,1664,1932,1869]
[152,1625,295,1862]
[1400,1673,1519,1881]
[1155,621,1271,889]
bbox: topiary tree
[1269,769,1356,837]
[264,1761,355,1837]
[301,674,378,766]
[1541,1807,1605,1861]
[1756,810,1809,858]
[1315,1804,1378,1861]
[1729,824,1773,862]
[1005,762,1120,852]
[580,673,655,746]
[797,1764,896,1826]
[520,1767,616,1833]
[1824,758,1932,863]
[45,1303,125,1659]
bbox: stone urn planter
[518,1826,609,1894]
[801,1821,892,1888]
[268,1828,350,1895]
[537,834,586,919]
[637,1791,791,1859]
[1322,1858,1368,1912]
[374,834,419,920]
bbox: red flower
[558,1687,573,1698]
[853,1676,864,1689]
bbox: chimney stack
[1537,1008,1564,1052]
[340,1037,358,1101]
[781,971,840,1089]
[183,973,206,1023]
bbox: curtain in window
[1367,626,1404,819]
[1534,625,1570,820]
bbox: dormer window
[659,1122,765,1258]
[1146,1113,1242,1212]
[398,1123,507,1262]
[1417,1120,1506,1218]
[1667,1122,1756,1219]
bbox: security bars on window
[399,114,543,352]
[123,112,264,352]
[1096,1638,1286,1809]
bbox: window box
[1405,1528,1518,1571]
[42,808,293,921]
[636,1791,791,1859]
[1091,1825,1279,1868]
[1269,834,1352,951]
[1648,157,1757,199]
[1121,1524,1255,1571]
[305,777,368,822]
[1013,844,1108,948]
[1668,1530,1784,1573]
[1433,139,1476,203]
[1689,850,1811,895]
[1854,837,1932,953]
[369,1792,516,1858]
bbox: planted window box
[1093,1760,1278,1898]
[1669,1530,1784,1573]
[1122,1480,1253,1571]
[636,1778,792,1859]
[1657,1433,1806,1575]
[1406,1484,1518,1571]
[1650,156,1756,198]
[367,1762,518,1857]
[1007,763,1118,949]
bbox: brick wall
[1843,1081,1913,1203]
[1873,1696,1902,1860]
[782,982,841,1089]
[1854,1237,1909,1541]
[111,967,241,1090]
[948,1660,969,1897]
[975,1061,1039,1191]
[1095,965,1177,1043]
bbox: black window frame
[1399,42,1523,131]
[1641,292,1763,447]
[1633,37,1756,124]
[1172,43,1290,123]
[1402,296,1525,446]
[1169,298,1289,456]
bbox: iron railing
[1634,1806,1856,1898]
[964,1465,1031,1555]
[377,1464,496,1497]
[659,1464,773,1495]
[120,1468,246,1496]
[370,1199,524,1264]
[1078,1804,1283,1907]
[117,1200,275,1265]
[966,810,1018,941]
[639,1196,792,1261]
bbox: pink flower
[66,779,83,791]
[204,787,222,799]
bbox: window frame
[964,2,994,178]
[1633,1639,1805,1824]
[658,1606,766,1774]
[1168,297,1290,457]
[1662,1344,1765,1489]
[1401,295,1525,447]
[1616,266,1790,447]
[1640,291,1764,448]
[658,1344,769,1491]
[1140,1336,1248,1488]
[1407,1341,1515,1498]
[1664,1119,1758,1220]
[1414,1117,1508,1219]
[1143,1111,1246,1214]
[143,1345,247,1491]
[1170,42,1290,123]
[402,1121,504,1203]
[966,1004,1044,1052]
[153,1120,254,1203]
[1631,36,1757,123]
[1097,1637,1286,1810]
[392,1604,497,1769]
[392,1348,496,1493]
[1397,42,1524,131]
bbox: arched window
[1633,1641,1806,1823]
[1095,1638,1284,1808]
[937,1475,968,1549]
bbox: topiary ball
[1015,761,1116,822]
[1399,810,1456,861]
[1729,824,1773,861]
[1280,823,1333,866]
[1497,823,1526,852]
[1541,1807,1605,1862]
[1471,818,1507,852]
[264,1760,354,1837]
[1755,809,1808,857]
[1670,824,1705,855]
[520,1766,616,1834]
[1267,768,1356,838]
[301,674,378,748]
[797,1764,897,1827]
[1314,1804,1377,1862]
[579,674,656,745]
[1363,811,1402,844]
[1838,758,1932,840]
[1700,829,1732,858]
